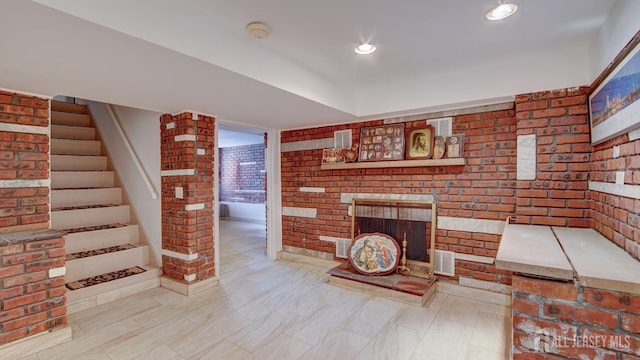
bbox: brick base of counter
[511,275,640,359]
[0,230,67,345]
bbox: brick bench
[496,222,640,359]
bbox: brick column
[160,112,215,294]
[514,86,592,227]
[0,90,70,353]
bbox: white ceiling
[0,0,618,130]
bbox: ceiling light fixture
[355,43,376,55]
[486,2,518,21]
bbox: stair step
[65,244,149,282]
[66,266,160,314]
[51,100,87,114]
[65,244,136,261]
[64,223,128,234]
[51,138,101,156]
[51,171,114,189]
[51,155,107,171]
[67,266,147,290]
[65,224,139,254]
[51,111,91,127]
[52,187,121,208]
[52,205,130,230]
[52,203,118,212]
[51,124,95,140]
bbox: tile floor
[19,221,511,360]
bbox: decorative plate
[348,232,401,276]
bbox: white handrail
[105,104,158,200]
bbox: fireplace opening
[351,198,436,279]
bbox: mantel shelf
[320,157,465,170]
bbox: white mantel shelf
[320,158,465,170]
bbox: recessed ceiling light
[486,3,518,21]
[355,43,376,55]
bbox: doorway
[215,122,280,279]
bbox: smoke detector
[247,22,271,39]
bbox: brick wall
[512,275,640,359]
[0,90,50,232]
[220,143,266,204]
[514,87,592,228]
[281,110,517,284]
[591,132,640,261]
[160,112,215,283]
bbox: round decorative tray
[348,232,401,276]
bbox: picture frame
[405,125,434,160]
[432,136,446,159]
[589,31,640,145]
[358,123,405,161]
[446,134,464,158]
[322,148,345,164]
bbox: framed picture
[432,136,446,159]
[589,31,640,145]
[405,125,434,160]
[446,134,464,158]
[359,123,405,161]
[322,148,344,164]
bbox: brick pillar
[160,112,215,290]
[0,90,50,232]
[514,86,592,227]
[0,90,69,351]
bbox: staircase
[50,100,159,314]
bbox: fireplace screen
[351,198,436,279]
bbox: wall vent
[336,238,351,258]
[434,250,455,276]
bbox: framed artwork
[358,123,405,161]
[322,148,344,164]
[446,134,464,158]
[432,136,446,159]
[405,125,434,160]
[348,232,400,276]
[589,31,640,145]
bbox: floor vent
[336,238,351,259]
[434,250,455,276]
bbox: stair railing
[105,104,159,200]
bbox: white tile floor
[20,221,511,360]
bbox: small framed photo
[405,125,434,160]
[446,134,464,158]
[432,136,446,159]
[322,148,344,164]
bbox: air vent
[434,250,455,276]
[336,238,351,259]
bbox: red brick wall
[591,132,640,261]
[281,110,517,284]
[220,143,266,204]
[160,112,215,282]
[512,275,640,359]
[514,87,592,228]
[0,90,50,232]
[0,234,67,345]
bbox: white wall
[88,101,162,265]
[220,201,266,224]
[589,0,640,80]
